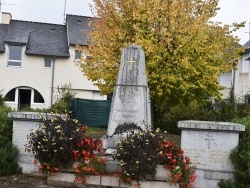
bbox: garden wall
[9,112,245,188]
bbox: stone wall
[178,120,245,188]
[9,112,43,174]
[9,112,245,187]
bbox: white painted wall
[234,53,250,102]
[0,44,106,110]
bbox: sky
[1,0,250,45]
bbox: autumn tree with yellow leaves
[78,0,244,106]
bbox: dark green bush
[0,93,5,106]
[155,103,214,134]
[0,105,13,140]
[218,179,236,188]
[0,135,22,175]
[219,116,250,188]
[50,100,70,113]
[154,100,236,135]
[50,83,77,113]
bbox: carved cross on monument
[127,58,136,69]
[205,134,215,148]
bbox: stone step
[47,172,179,188]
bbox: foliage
[113,129,196,187]
[0,91,5,106]
[218,179,236,188]
[0,135,22,175]
[74,136,107,185]
[25,112,86,176]
[78,0,244,106]
[154,99,239,134]
[158,140,196,187]
[218,116,250,188]
[0,105,13,140]
[51,83,77,113]
[155,102,214,134]
[50,100,70,113]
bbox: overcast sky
[1,0,250,45]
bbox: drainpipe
[50,57,55,106]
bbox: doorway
[18,89,31,110]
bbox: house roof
[25,27,69,57]
[0,15,92,56]
[66,15,92,46]
[0,24,8,52]
[243,39,250,53]
[3,20,70,57]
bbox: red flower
[126,177,131,182]
[185,157,190,164]
[83,125,88,131]
[54,167,59,172]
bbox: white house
[234,39,250,103]
[0,13,106,110]
[218,39,250,103]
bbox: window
[5,88,16,101]
[75,50,81,59]
[241,54,249,73]
[219,71,232,88]
[44,58,52,68]
[34,89,44,103]
[8,45,22,66]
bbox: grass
[87,127,181,147]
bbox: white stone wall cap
[8,112,66,120]
[178,120,245,132]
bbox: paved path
[0,175,67,188]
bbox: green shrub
[218,179,236,188]
[154,100,237,135]
[0,135,22,175]
[155,103,214,134]
[0,105,13,140]
[50,100,70,113]
[50,83,77,113]
[219,116,250,188]
[0,93,5,106]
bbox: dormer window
[8,45,22,67]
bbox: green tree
[78,0,244,106]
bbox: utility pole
[245,23,250,41]
[63,0,67,24]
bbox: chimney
[1,12,11,24]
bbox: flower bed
[25,113,196,188]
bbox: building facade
[0,13,105,110]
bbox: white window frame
[8,45,22,67]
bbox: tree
[78,0,244,106]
